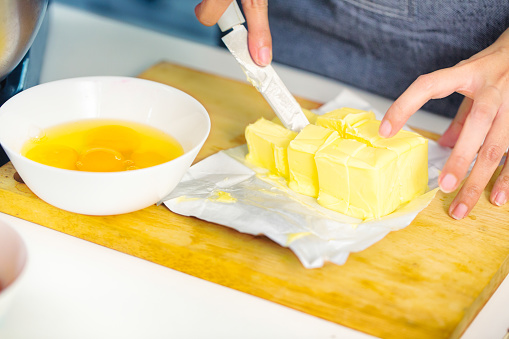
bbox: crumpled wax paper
[162,89,451,268]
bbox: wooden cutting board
[1,62,508,339]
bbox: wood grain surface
[1,62,508,339]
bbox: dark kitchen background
[54,0,221,46]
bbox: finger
[437,97,473,148]
[438,86,502,193]
[241,0,272,66]
[379,67,468,138]
[448,104,509,219]
[195,0,233,26]
[491,153,509,206]
[438,85,502,195]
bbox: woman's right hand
[195,0,272,66]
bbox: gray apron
[269,0,509,117]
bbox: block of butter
[316,107,375,137]
[245,107,428,220]
[315,117,428,219]
[315,137,402,219]
[346,119,429,204]
[288,124,338,197]
[245,117,297,179]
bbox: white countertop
[0,3,507,338]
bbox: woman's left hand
[379,28,509,220]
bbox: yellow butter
[371,127,428,204]
[245,118,297,178]
[348,119,429,204]
[288,124,338,197]
[315,107,375,137]
[345,119,381,145]
[245,108,428,220]
[209,190,237,203]
[315,119,428,219]
[272,108,318,125]
[315,137,402,219]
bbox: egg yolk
[21,120,184,172]
[85,125,141,154]
[25,144,78,170]
[76,148,124,172]
[131,151,172,169]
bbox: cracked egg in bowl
[0,77,210,215]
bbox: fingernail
[258,47,271,66]
[379,120,392,138]
[494,191,507,206]
[451,203,468,220]
[439,173,457,193]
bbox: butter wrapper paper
[163,90,449,268]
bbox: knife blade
[218,1,309,132]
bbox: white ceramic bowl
[0,76,210,215]
[0,220,27,320]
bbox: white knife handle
[217,0,245,32]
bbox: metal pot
[0,0,49,81]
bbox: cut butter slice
[245,117,297,178]
[288,124,338,197]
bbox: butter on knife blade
[218,2,309,132]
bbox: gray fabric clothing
[268,0,509,117]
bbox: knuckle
[455,59,468,67]
[498,72,509,88]
[414,73,435,92]
[497,173,509,189]
[479,144,504,163]
[390,99,405,116]
[463,183,483,200]
[494,46,509,63]
[470,102,494,121]
[451,154,472,169]
[241,0,268,9]
[486,84,503,98]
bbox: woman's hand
[195,0,272,66]
[379,28,509,220]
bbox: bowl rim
[0,220,28,296]
[0,76,211,175]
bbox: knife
[218,1,309,132]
